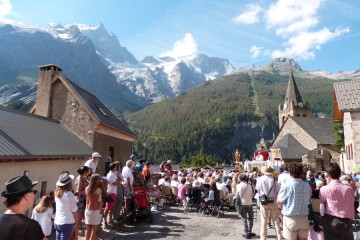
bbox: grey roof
[284,71,303,107]
[334,80,360,111]
[0,106,93,159]
[271,133,310,160]
[62,74,136,137]
[291,117,334,144]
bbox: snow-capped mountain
[0,21,147,112]
[307,69,360,80]
[75,23,235,102]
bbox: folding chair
[160,186,173,205]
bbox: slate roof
[61,73,136,138]
[291,117,334,144]
[270,133,310,160]
[334,80,360,111]
[0,106,93,159]
[284,70,303,108]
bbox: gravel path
[88,205,281,240]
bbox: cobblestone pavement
[55,205,281,240]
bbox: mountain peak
[267,57,302,73]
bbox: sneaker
[242,233,251,239]
[249,232,256,237]
[267,223,273,229]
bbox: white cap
[92,152,101,158]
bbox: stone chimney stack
[34,64,62,118]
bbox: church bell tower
[278,70,312,129]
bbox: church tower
[278,70,312,129]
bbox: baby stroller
[123,187,153,224]
[197,190,224,218]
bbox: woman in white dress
[31,195,55,239]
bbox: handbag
[260,179,275,206]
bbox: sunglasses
[28,190,38,195]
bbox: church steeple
[278,70,312,129]
[284,70,303,108]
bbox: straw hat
[56,173,74,186]
[261,166,274,176]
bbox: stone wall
[0,158,85,215]
[51,81,97,147]
[275,118,317,150]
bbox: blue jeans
[54,223,75,240]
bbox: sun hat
[1,175,38,197]
[56,172,74,186]
[261,166,274,176]
[92,152,101,158]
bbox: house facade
[334,80,360,173]
[0,64,137,213]
[0,106,93,214]
[270,72,338,171]
[31,64,138,174]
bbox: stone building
[270,72,338,171]
[30,64,138,174]
[278,70,312,128]
[0,64,137,213]
[0,106,93,214]
[334,80,360,172]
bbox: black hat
[1,175,38,197]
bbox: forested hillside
[253,72,335,123]
[125,71,338,165]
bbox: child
[177,177,187,213]
[31,195,54,240]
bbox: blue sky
[1,0,360,72]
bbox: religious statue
[234,149,241,163]
[234,149,242,171]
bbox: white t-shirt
[31,207,54,236]
[122,166,134,186]
[158,179,170,187]
[236,182,253,206]
[278,172,291,187]
[54,191,78,225]
[171,180,179,188]
[84,159,97,173]
[107,171,118,195]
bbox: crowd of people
[156,161,358,240]
[0,153,359,240]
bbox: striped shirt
[277,178,311,216]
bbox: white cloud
[250,45,263,58]
[260,0,350,60]
[271,27,350,59]
[233,4,263,25]
[265,0,321,36]
[0,0,12,19]
[160,33,197,58]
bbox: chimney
[34,64,62,118]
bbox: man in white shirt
[122,160,134,197]
[236,173,255,239]
[84,152,101,174]
[255,166,281,240]
[278,164,291,187]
